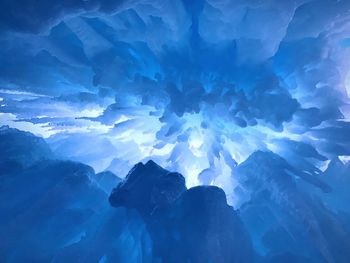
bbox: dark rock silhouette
[109,160,186,215]
[110,160,254,263]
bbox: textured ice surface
[110,160,253,262]
[0,127,350,262]
[0,127,152,262]
[1,0,350,262]
[1,0,350,206]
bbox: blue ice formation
[1,0,350,262]
[1,127,350,262]
[109,160,253,262]
[1,0,350,205]
[0,127,152,262]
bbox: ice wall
[1,0,350,206]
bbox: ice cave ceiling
[1,0,350,206]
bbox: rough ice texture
[110,160,253,263]
[1,0,350,262]
[1,0,350,206]
[1,127,350,262]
